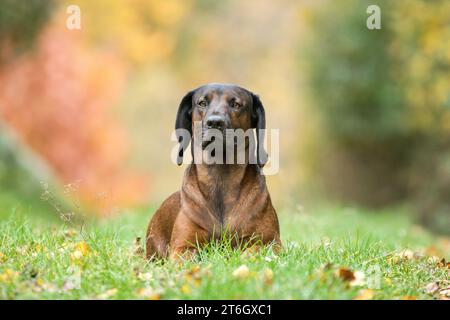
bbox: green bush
[301,0,450,232]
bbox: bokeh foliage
[0,0,54,56]
[301,0,450,232]
[0,0,449,232]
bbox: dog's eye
[232,101,241,109]
[198,100,207,108]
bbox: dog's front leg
[169,212,208,262]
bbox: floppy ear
[175,90,195,165]
[250,93,268,167]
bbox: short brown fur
[146,84,281,260]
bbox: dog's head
[175,83,267,166]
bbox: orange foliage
[0,21,148,214]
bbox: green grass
[0,203,449,300]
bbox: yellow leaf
[233,265,250,279]
[353,289,375,300]
[0,269,19,283]
[137,287,161,300]
[181,284,191,294]
[75,241,89,256]
[71,241,89,261]
[263,268,274,285]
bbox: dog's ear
[175,90,195,165]
[250,93,268,167]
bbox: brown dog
[146,83,280,260]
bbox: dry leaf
[183,266,203,287]
[427,256,441,264]
[353,289,374,300]
[62,269,81,291]
[71,241,89,261]
[350,271,365,287]
[75,241,89,256]
[335,267,355,282]
[62,275,80,291]
[0,269,19,283]
[398,249,422,260]
[425,282,440,294]
[334,267,365,286]
[263,268,274,285]
[181,284,192,294]
[233,265,250,279]
[138,287,161,300]
[437,258,450,269]
[97,288,118,299]
[32,278,57,293]
[440,287,450,297]
[63,229,78,238]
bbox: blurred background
[0,0,449,233]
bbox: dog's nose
[206,115,226,130]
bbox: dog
[146,83,280,260]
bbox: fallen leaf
[62,273,81,291]
[64,229,78,238]
[75,241,89,256]
[437,258,450,269]
[350,271,365,287]
[138,287,161,300]
[233,265,250,279]
[353,289,374,300]
[183,265,203,287]
[71,241,89,262]
[97,288,118,299]
[335,267,355,282]
[0,269,19,283]
[427,256,441,264]
[398,249,423,261]
[32,278,57,293]
[425,282,440,294]
[181,284,192,294]
[263,268,274,285]
[440,287,450,297]
[402,296,417,300]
